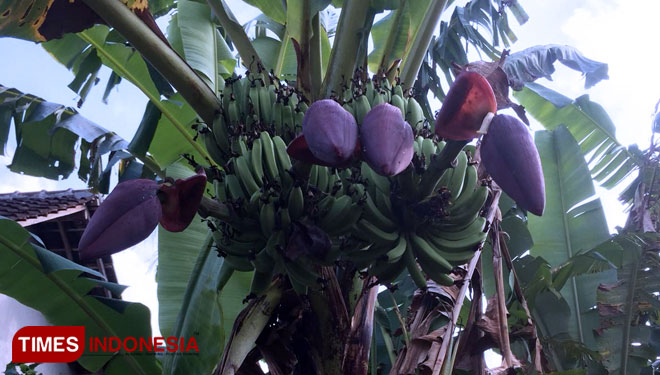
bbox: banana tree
[0,0,653,374]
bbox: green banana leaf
[528,125,614,360]
[243,0,287,24]
[514,83,638,189]
[156,163,253,374]
[503,44,609,89]
[177,0,235,91]
[0,218,160,374]
[0,84,128,191]
[368,1,412,74]
[595,232,660,374]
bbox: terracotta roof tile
[0,189,97,222]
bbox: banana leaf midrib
[551,130,585,343]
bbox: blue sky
[0,0,656,358]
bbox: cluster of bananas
[199,72,308,167]
[201,70,491,295]
[208,129,368,295]
[336,75,426,132]
[343,140,489,289]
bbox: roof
[0,189,98,226]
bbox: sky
[0,0,657,364]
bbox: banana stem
[81,0,221,124]
[430,188,501,375]
[399,0,449,90]
[417,140,468,200]
[320,0,371,98]
[206,0,264,71]
[214,279,283,375]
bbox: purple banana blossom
[302,99,358,166]
[79,179,161,260]
[481,114,545,216]
[360,103,414,176]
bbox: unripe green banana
[235,155,260,195]
[390,94,406,119]
[448,151,468,200]
[272,99,284,134]
[260,132,280,182]
[250,138,264,185]
[288,186,305,219]
[406,96,425,131]
[320,195,353,234]
[259,201,276,237]
[354,94,371,124]
[354,219,399,245]
[225,174,247,200]
[258,83,272,124]
[403,243,427,290]
[409,233,452,273]
[282,104,295,135]
[451,164,478,208]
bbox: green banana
[354,219,399,245]
[448,151,468,200]
[406,96,425,131]
[451,164,478,208]
[409,233,452,273]
[421,138,436,168]
[260,132,280,181]
[235,155,260,195]
[281,104,294,135]
[328,203,363,235]
[250,138,264,185]
[403,244,427,289]
[320,195,353,233]
[385,236,407,263]
[258,84,271,124]
[354,94,371,124]
[429,217,487,241]
[249,82,261,120]
[259,201,276,237]
[202,126,225,165]
[317,166,329,192]
[288,186,305,219]
[425,229,487,253]
[272,100,284,134]
[272,136,293,172]
[447,185,489,223]
[225,174,247,200]
[363,192,396,232]
[283,259,320,291]
[369,257,406,284]
[212,116,231,156]
[390,94,406,119]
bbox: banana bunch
[338,76,426,132]
[201,71,308,167]
[210,129,367,296]
[340,136,490,289]
[203,69,492,295]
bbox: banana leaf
[0,217,160,374]
[0,84,129,192]
[595,232,660,374]
[527,125,614,367]
[514,83,639,189]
